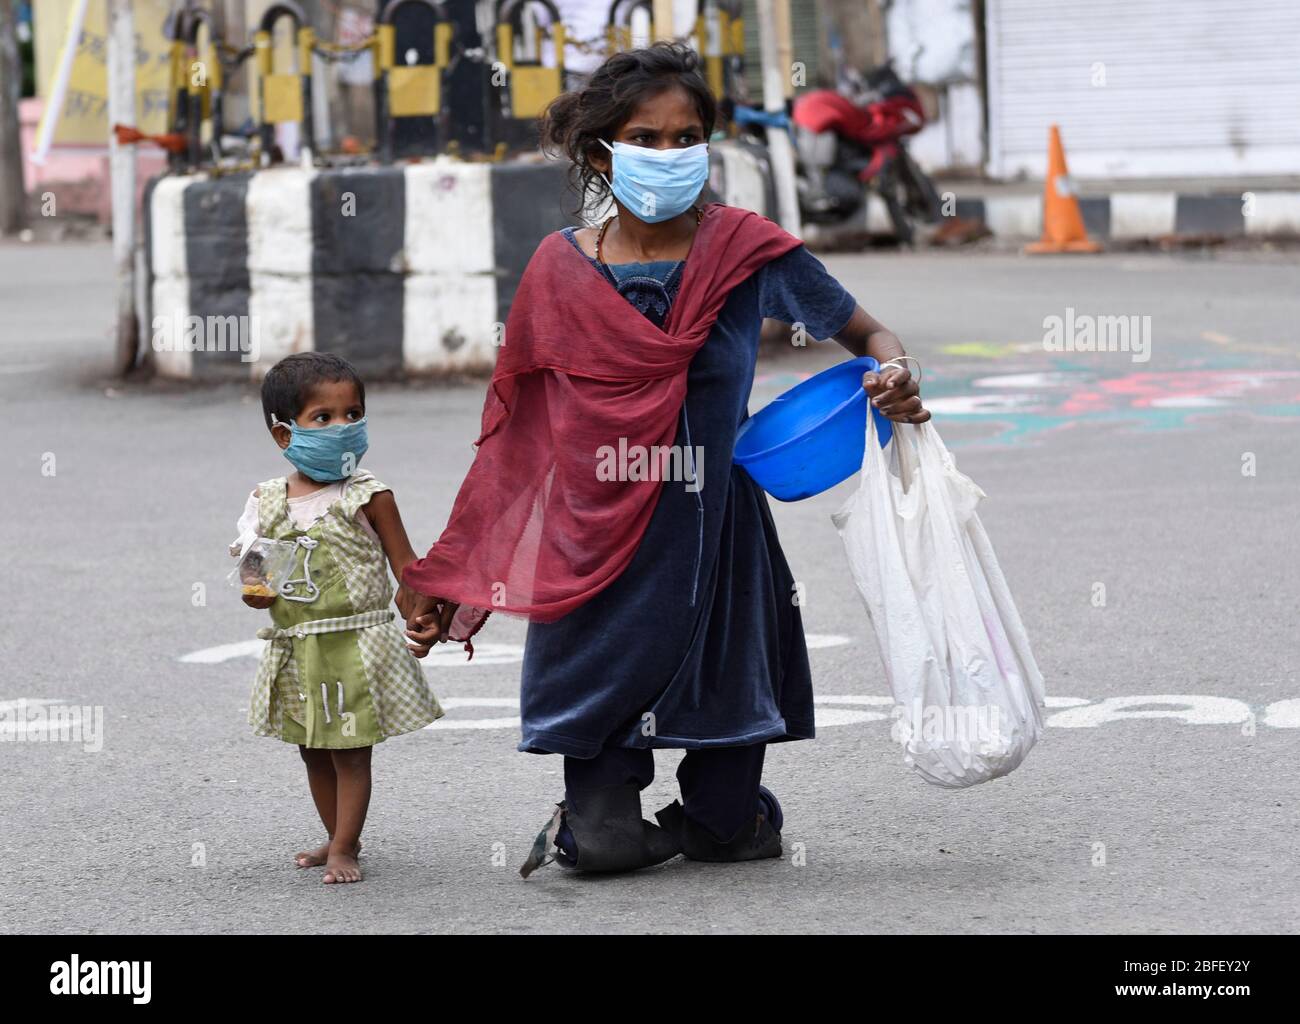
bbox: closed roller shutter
[986,0,1300,178]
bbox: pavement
[2,240,1297,934]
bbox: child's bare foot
[322,843,363,884]
[295,839,361,869]
[294,842,331,868]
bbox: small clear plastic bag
[228,537,299,599]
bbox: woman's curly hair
[539,42,717,216]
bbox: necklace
[595,205,704,267]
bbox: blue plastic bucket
[734,356,894,502]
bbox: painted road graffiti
[753,360,1300,448]
[928,367,1300,446]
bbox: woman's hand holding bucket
[863,361,929,424]
[828,305,929,424]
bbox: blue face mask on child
[600,139,709,224]
[275,416,369,482]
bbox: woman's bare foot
[295,839,361,869]
[322,844,363,884]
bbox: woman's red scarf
[402,202,802,640]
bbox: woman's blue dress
[518,222,858,758]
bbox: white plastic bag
[831,414,1047,788]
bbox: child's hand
[405,614,436,658]
[242,594,276,609]
[406,594,459,647]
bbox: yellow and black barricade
[606,0,652,57]
[252,2,315,162]
[167,2,223,169]
[695,1,744,101]
[600,0,744,100]
[495,0,566,121]
[375,0,453,162]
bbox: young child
[231,352,442,884]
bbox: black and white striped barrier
[146,158,577,379]
[947,191,1300,242]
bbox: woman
[401,43,928,875]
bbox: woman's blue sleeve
[756,244,859,341]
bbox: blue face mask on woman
[600,139,709,224]
[274,416,369,482]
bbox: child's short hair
[261,352,366,431]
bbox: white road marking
[805,634,854,649]
[419,694,1299,733]
[812,695,1093,709]
[176,641,1297,733]
[421,642,524,667]
[426,697,520,731]
[185,636,842,667]
[814,708,889,727]
[428,716,522,731]
[179,640,265,664]
[439,697,521,708]
[1261,699,1300,728]
[1047,695,1253,728]
[424,697,891,732]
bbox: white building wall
[886,0,985,174]
[985,0,1300,179]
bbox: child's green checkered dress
[247,471,443,748]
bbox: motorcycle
[733,62,944,244]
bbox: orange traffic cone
[1025,125,1102,254]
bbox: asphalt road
[2,240,1297,934]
